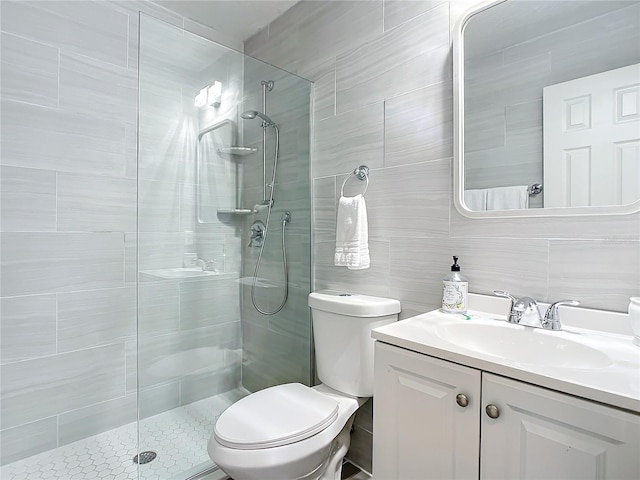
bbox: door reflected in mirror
[455,0,640,216]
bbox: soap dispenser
[442,256,468,314]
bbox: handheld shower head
[241,110,277,127]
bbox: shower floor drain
[133,451,157,464]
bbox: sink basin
[371,295,640,413]
[434,321,613,369]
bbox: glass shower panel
[137,13,311,480]
[238,58,313,393]
[197,120,243,222]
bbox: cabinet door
[373,342,481,480]
[481,373,640,480]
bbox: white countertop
[372,297,640,413]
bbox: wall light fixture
[194,80,222,108]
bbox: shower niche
[197,119,257,221]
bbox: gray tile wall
[0,0,242,466]
[244,0,640,473]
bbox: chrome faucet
[494,291,541,326]
[493,291,579,331]
[195,258,217,272]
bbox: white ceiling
[155,0,299,41]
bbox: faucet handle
[543,300,580,330]
[493,291,519,323]
[493,290,517,303]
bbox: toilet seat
[214,383,339,450]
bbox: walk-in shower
[0,11,312,480]
[135,16,312,480]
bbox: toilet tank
[308,290,401,397]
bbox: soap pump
[441,256,468,314]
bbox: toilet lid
[214,383,339,450]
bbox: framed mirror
[453,0,640,217]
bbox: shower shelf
[217,146,257,156]
[217,208,256,215]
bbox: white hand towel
[464,189,488,211]
[486,186,529,210]
[334,194,370,270]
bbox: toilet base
[319,413,356,480]
[208,385,365,480]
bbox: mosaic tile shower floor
[1,389,247,480]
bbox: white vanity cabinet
[373,341,481,480]
[373,342,640,480]
[481,373,640,480]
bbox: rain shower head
[241,110,277,127]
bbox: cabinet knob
[485,404,500,419]
[455,393,469,407]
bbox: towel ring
[340,165,369,197]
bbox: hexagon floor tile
[1,389,247,480]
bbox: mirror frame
[453,0,640,218]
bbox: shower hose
[251,126,289,315]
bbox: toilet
[207,290,401,480]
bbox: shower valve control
[249,220,266,247]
